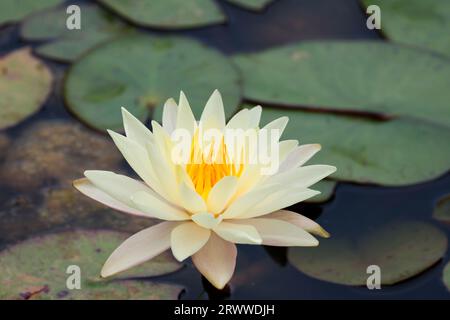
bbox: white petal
[278,139,299,162]
[266,164,337,188]
[213,222,262,244]
[101,222,178,277]
[191,212,223,229]
[226,109,249,130]
[178,182,207,214]
[222,183,279,219]
[200,89,225,131]
[247,105,262,128]
[121,107,153,147]
[73,178,146,217]
[130,191,190,221]
[162,98,178,134]
[234,218,318,246]
[262,116,288,137]
[234,164,263,197]
[264,210,330,238]
[192,233,236,289]
[278,144,321,173]
[206,176,238,214]
[176,91,196,135]
[171,222,211,261]
[237,188,320,219]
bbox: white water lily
[74,90,336,289]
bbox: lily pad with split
[234,41,450,127]
[97,0,225,30]
[260,107,450,186]
[20,4,131,63]
[0,0,62,26]
[360,0,450,58]
[225,0,275,11]
[0,230,183,299]
[0,48,52,130]
[433,195,450,224]
[288,220,447,285]
[65,34,241,131]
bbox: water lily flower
[73,90,336,289]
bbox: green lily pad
[444,262,450,292]
[260,107,450,186]
[433,195,450,224]
[65,34,241,131]
[0,120,123,190]
[234,41,450,127]
[0,0,62,26]
[97,0,225,30]
[0,230,183,299]
[361,0,450,58]
[288,220,447,286]
[306,180,337,203]
[225,0,275,11]
[0,48,52,130]
[20,4,131,63]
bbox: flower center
[186,133,243,199]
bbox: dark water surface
[1,0,449,299]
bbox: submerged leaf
[288,220,447,285]
[444,262,450,292]
[0,230,183,299]
[225,0,275,11]
[234,41,450,127]
[260,107,450,186]
[433,195,450,224]
[20,4,131,62]
[0,48,52,129]
[97,0,225,29]
[65,34,241,130]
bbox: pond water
[0,0,449,299]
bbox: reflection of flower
[74,90,336,289]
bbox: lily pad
[97,0,225,29]
[433,195,450,224]
[0,121,123,190]
[0,48,52,129]
[306,180,337,203]
[260,107,450,186]
[234,41,450,127]
[65,34,241,131]
[288,220,447,286]
[225,0,275,11]
[444,262,450,292]
[20,4,131,62]
[361,0,450,58]
[0,230,183,299]
[0,0,62,26]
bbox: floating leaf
[433,195,450,224]
[97,0,225,29]
[260,107,450,186]
[0,230,183,299]
[288,220,447,285]
[0,121,123,190]
[65,34,241,130]
[0,0,62,26]
[444,262,450,292]
[234,41,450,127]
[225,0,275,11]
[20,4,131,62]
[0,48,52,129]
[361,0,450,58]
[306,180,336,203]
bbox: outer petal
[233,218,318,246]
[162,98,178,134]
[213,222,262,244]
[278,140,299,163]
[264,210,330,238]
[277,144,321,173]
[101,222,178,277]
[171,222,210,261]
[121,107,153,147]
[266,164,337,188]
[206,176,238,214]
[74,178,147,218]
[176,91,196,136]
[226,108,249,130]
[130,191,190,221]
[192,233,237,290]
[262,116,288,137]
[200,89,225,131]
[247,105,262,128]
